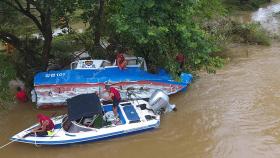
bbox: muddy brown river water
[2,2,280,158]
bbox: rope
[0,130,31,150]
[0,140,17,149]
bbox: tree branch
[1,0,22,12]
[27,0,44,15]
[26,0,30,12]
[1,0,43,32]
[14,0,26,11]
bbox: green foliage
[0,4,37,37]
[231,22,271,45]
[52,0,79,31]
[51,32,90,67]
[107,0,225,77]
[9,39,43,88]
[203,18,271,47]
[76,1,102,32]
[194,0,226,20]
[52,33,86,54]
[0,52,16,102]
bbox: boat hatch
[123,105,140,123]
[102,105,126,124]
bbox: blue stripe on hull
[34,67,193,86]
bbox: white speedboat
[11,90,175,145]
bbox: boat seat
[145,115,156,120]
[137,104,146,110]
[83,114,99,127]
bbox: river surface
[2,2,280,158]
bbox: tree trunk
[94,0,105,46]
[42,34,52,70]
[41,9,53,71]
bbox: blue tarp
[34,67,192,86]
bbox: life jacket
[37,114,55,131]
[110,87,121,101]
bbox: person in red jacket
[23,113,55,138]
[104,85,121,117]
[15,87,28,103]
[30,114,55,137]
[116,52,127,70]
[175,53,186,75]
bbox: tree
[0,0,55,70]
[107,0,224,75]
[0,0,79,88]
[78,0,106,48]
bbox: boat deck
[102,102,143,125]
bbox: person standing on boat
[104,85,121,118]
[116,52,127,70]
[175,52,186,75]
[15,87,28,103]
[31,114,55,136]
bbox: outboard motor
[147,89,176,115]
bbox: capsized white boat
[32,55,192,108]
[11,90,175,145]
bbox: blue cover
[34,67,192,86]
[123,105,140,123]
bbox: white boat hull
[11,100,160,145]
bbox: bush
[0,52,16,102]
[203,17,270,46]
[231,22,271,45]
